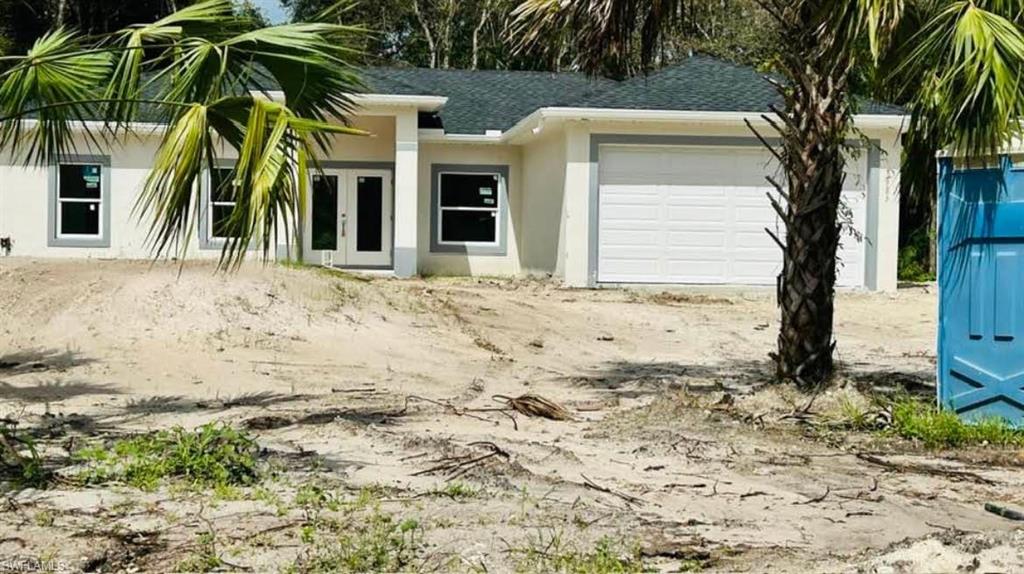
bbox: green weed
[176,531,223,573]
[297,511,422,573]
[432,481,478,500]
[889,398,1024,448]
[75,423,261,491]
[0,423,48,489]
[512,533,646,574]
[832,395,876,431]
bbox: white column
[560,123,593,287]
[866,133,902,292]
[393,109,419,277]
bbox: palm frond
[897,1,1024,155]
[0,29,110,164]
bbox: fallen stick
[581,474,644,507]
[405,395,497,426]
[412,441,510,480]
[985,503,1024,522]
[794,487,831,505]
[856,454,996,486]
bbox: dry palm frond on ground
[494,394,573,421]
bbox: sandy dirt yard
[1,258,1022,573]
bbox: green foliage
[75,423,261,490]
[432,481,479,500]
[176,531,224,573]
[834,395,876,431]
[512,533,646,574]
[898,229,935,282]
[889,398,1024,448]
[0,423,47,489]
[298,511,422,573]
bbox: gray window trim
[430,163,509,256]
[587,134,881,287]
[48,155,112,248]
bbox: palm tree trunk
[758,0,857,389]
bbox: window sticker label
[483,198,495,205]
[479,187,493,196]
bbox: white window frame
[208,167,239,241]
[436,171,502,247]
[56,162,104,240]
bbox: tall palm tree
[0,0,366,266]
[512,0,1024,389]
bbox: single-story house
[0,56,906,290]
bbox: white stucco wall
[520,130,566,276]
[416,142,523,277]
[0,133,206,260]
[0,116,395,262]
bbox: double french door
[305,169,393,267]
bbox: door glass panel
[312,175,338,251]
[357,176,383,252]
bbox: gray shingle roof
[361,67,615,134]
[362,55,903,135]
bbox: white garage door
[597,145,867,287]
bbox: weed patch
[889,398,1024,448]
[75,423,261,490]
[176,531,223,573]
[294,511,422,573]
[0,422,47,489]
[511,533,646,573]
[431,481,479,500]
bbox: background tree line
[283,0,776,76]
[0,0,266,55]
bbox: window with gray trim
[437,171,502,245]
[208,167,239,240]
[57,163,104,238]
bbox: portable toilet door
[938,155,1024,425]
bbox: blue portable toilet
[938,154,1024,425]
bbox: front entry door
[306,169,392,267]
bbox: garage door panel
[666,230,727,248]
[663,259,728,282]
[665,206,729,222]
[664,186,729,200]
[598,144,867,287]
[600,229,660,247]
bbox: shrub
[76,423,261,490]
[897,229,935,283]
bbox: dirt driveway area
[1,259,1022,573]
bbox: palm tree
[512,0,1024,389]
[0,0,366,266]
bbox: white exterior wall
[0,116,397,262]
[0,133,212,260]
[416,142,523,277]
[520,130,566,275]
